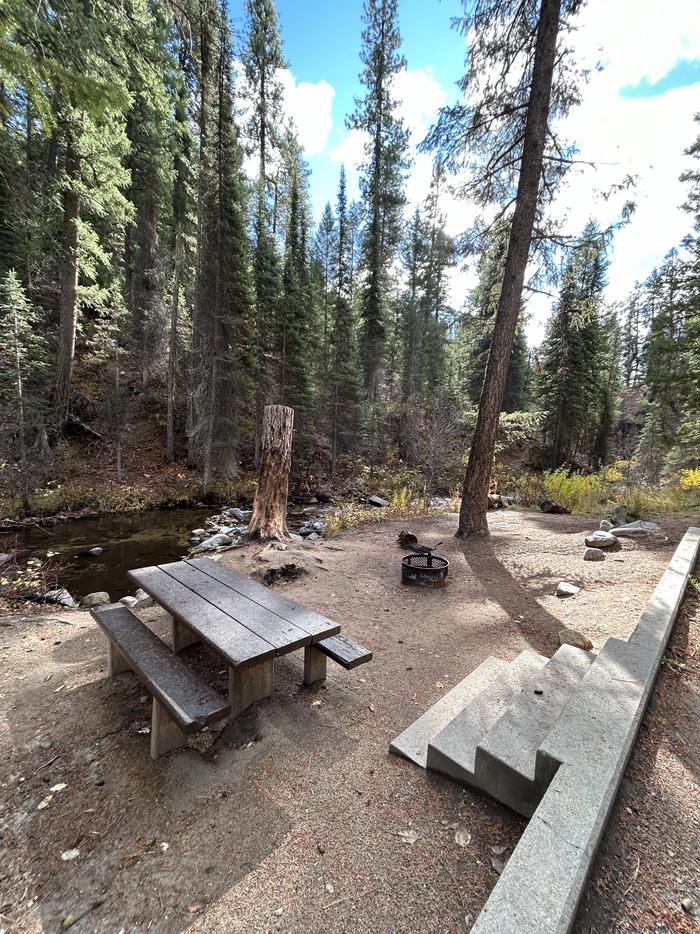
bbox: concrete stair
[392,644,597,817]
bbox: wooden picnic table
[128,556,342,716]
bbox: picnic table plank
[186,557,341,641]
[128,565,276,668]
[159,561,311,652]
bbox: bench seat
[303,633,372,684]
[316,633,372,669]
[91,604,230,758]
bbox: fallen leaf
[37,794,53,810]
[53,685,65,693]
[397,829,419,845]
[50,783,67,792]
[311,700,322,707]
[61,848,80,861]
[137,727,150,734]
[455,829,472,848]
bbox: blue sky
[230,0,700,343]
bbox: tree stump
[246,405,294,542]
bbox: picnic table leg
[171,615,200,652]
[303,646,327,685]
[229,659,274,718]
[107,640,131,676]
[150,698,187,759]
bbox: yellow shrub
[680,468,700,490]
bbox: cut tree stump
[247,405,294,542]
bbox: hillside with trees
[1,0,699,524]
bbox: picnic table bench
[92,557,371,758]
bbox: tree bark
[55,129,81,428]
[456,0,562,538]
[247,405,294,542]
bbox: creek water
[2,505,324,603]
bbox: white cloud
[278,69,335,156]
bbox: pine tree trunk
[166,234,181,464]
[55,130,81,428]
[247,405,294,541]
[456,0,561,538]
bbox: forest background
[1,0,700,523]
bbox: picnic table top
[128,557,340,669]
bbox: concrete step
[389,656,509,768]
[426,650,548,786]
[474,644,596,817]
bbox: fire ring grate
[401,552,449,587]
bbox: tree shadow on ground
[454,533,566,657]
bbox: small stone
[599,519,613,531]
[307,532,320,541]
[368,495,390,508]
[583,547,606,562]
[119,596,138,608]
[559,628,594,651]
[87,547,103,557]
[584,531,618,549]
[454,829,472,848]
[227,509,245,521]
[555,581,580,598]
[490,856,505,874]
[79,592,111,608]
[681,897,698,918]
[61,848,80,861]
[191,528,207,536]
[133,589,148,602]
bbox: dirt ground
[0,509,698,933]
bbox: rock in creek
[368,495,390,508]
[224,508,247,521]
[555,581,580,598]
[584,531,619,549]
[193,533,234,552]
[584,547,606,561]
[80,591,111,608]
[43,588,79,609]
[87,546,103,557]
[559,628,594,650]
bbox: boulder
[87,547,103,557]
[609,503,628,526]
[559,628,594,651]
[43,588,79,609]
[584,531,619,549]
[584,547,606,561]
[610,520,660,539]
[80,591,111,608]
[599,519,613,532]
[193,533,233,552]
[119,596,138,608]
[555,581,580,598]
[368,495,390,508]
